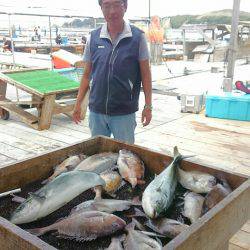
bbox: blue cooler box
[205,92,250,121]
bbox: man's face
[101,0,127,23]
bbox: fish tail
[27,225,52,236]
[173,146,182,163]
[173,146,195,163]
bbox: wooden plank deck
[0,93,249,249]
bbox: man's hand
[141,108,152,127]
[73,105,81,124]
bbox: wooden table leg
[32,94,42,117]
[0,80,7,117]
[38,94,56,130]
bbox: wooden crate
[0,136,249,250]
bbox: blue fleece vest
[89,25,143,115]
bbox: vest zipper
[106,35,127,114]
[106,47,115,114]
[111,49,119,73]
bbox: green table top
[5,70,80,94]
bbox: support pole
[182,29,187,60]
[223,0,241,92]
[48,16,54,70]
[148,0,151,22]
[8,14,16,66]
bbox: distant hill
[62,9,250,29]
[170,9,250,28]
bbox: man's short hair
[98,0,127,6]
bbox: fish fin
[156,180,164,192]
[173,146,195,163]
[110,164,118,171]
[181,208,186,218]
[28,192,46,202]
[126,207,147,218]
[125,221,135,231]
[216,174,232,192]
[132,218,147,231]
[107,192,117,198]
[131,196,141,206]
[176,201,184,207]
[139,230,165,238]
[41,178,50,185]
[118,179,126,189]
[181,155,196,161]
[121,158,130,168]
[41,174,56,184]
[10,194,26,203]
[79,154,88,161]
[54,216,68,224]
[27,226,51,236]
[177,215,185,224]
[56,234,97,241]
[156,237,163,246]
[173,146,180,158]
[65,165,76,171]
[123,237,129,249]
[94,186,103,200]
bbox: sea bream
[145,217,189,239]
[10,171,105,224]
[182,192,205,224]
[117,149,145,188]
[42,154,86,184]
[142,146,183,219]
[28,211,126,241]
[177,167,216,193]
[203,183,231,213]
[75,152,118,173]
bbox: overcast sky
[0,0,249,26]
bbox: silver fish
[142,146,182,218]
[70,198,141,215]
[177,167,216,193]
[117,149,145,188]
[75,152,118,174]
[28,211,126,241]
[42,154,86,184]
[10,171,105,224]
[146,217,189,239]
[183,192,205,224]
[124,224,162,250]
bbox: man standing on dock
[73,0,152,144]
[2,37,12,52]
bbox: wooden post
[182,29,187,60]
[224,0,241,91]
[0,80,7,117]
[38,94,56,130]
